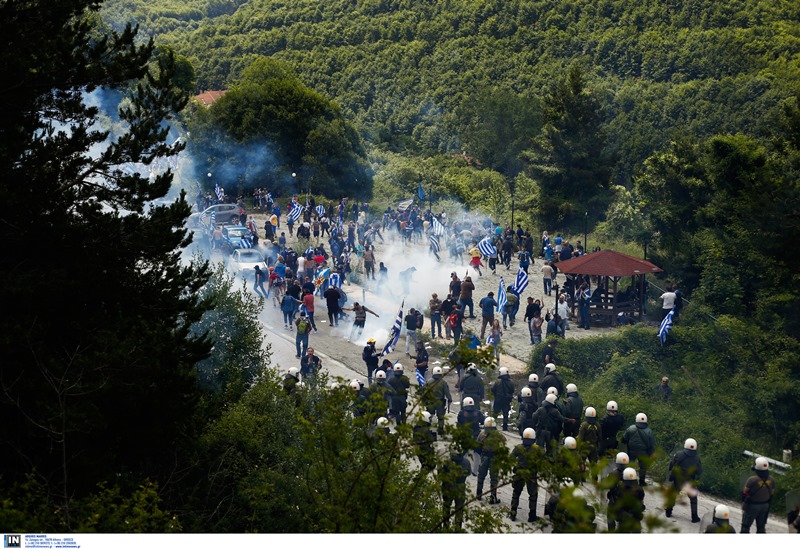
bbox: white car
[229,248,266,279]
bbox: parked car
[188,203,244,228]
[221,225,252,252]
[229,248,266,279]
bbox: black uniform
[491,373,516,431]
[387,371,410,424]
[510,440,544,521]
[426,373,453,435]
[516,395,538,435]
[460,368,484,403]
[562,391,584,438]
[599,411,626,454]
[362,343,380,384]
[540,371,564,397]
[440,452,471,531]
[532,400,569,453]
[413,423,437,472]
[665,447,703,521]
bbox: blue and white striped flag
[416,368,426,387]
[329,272,342,288]
[314,267,331,295]
[288,202,304,222]
[477,237,497,257]
[428,234,440,253]
[658,308,674,345]
[305,246,316,256]
[382,300,404,357]
[210,210,216,225]
[315,205,325,217]
[398,198,414,211]
[432,216,445,236]
[238,237,252,249]
[265,192,273,203]
[214,184,223,201]
[496,277,507,313]
[511,267,529,294]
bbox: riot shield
[698,510,714,533]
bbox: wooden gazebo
[555,250,663,325]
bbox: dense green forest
[2,0,799,534]
[102,0,800,179]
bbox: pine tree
[0,0,211,526]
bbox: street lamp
[584,211,588,255]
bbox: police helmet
[523,428,536,440]
[547,386,559,396]
[714,504,730,521]
[376,417,390,428]
[498,366,509,376]
[420,411,432,424]
[615,452,630,465]
[622,467,638,481]
[521,387,532,398]
[585,406,597,418]
[606,400,618,412]
[566,383,578,393]
[564,437,577,450]
[754,457,770,471]
[545,363,556,373]
[528,373,539,383]
[432,366,443,376]
[288,366,299,376]
[635,412,648,424]
[462,396,475,407]
[484,417,496,428]
[393,363,404,372]
[684,438,697,450]
[545,394,557,405]
[349,380,361,391]
[376,370,387,379]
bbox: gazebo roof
[554,249,662,277]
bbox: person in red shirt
[302,289,317,332]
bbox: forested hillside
[103,0,800,180]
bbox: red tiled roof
[555,249,662,277]
[193,90,228,107]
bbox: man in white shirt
[557,294,570,331]
[660,286,677,320]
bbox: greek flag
[428,234,440,253]
[238,237,252,249]
[382,300,404,357]
[329,272,342,288]
[511,267,529,294]
[315,205,325,217]
[314,268,331,295]
[658,308,674,345]
[432,216,445,236]
[210,210,216,225]
[417,183,425,201]
[477,237,497,257]
[398,198,414,211]
[305,246,316,256]
[265,192,273,203]
[215,184,223,201]
[288,202,304,222]
[496,277,507,313]
[416,368,426,387]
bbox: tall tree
[0,0,211,527]
[523,64,614,229]
[187,57,373,199]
